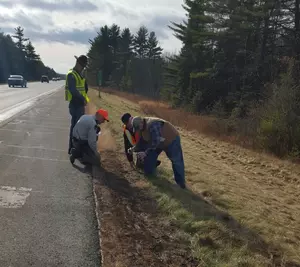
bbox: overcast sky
[0,0,185,73]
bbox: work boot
[69,154,75,164]
[84,164,93,173]
[174,177,186,189]
[179,183,186,189]
[69,147,79,164]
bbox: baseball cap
[75,55,88,67]
[96,109,109,121]
[121,113,131,124]
[131,116,143,132]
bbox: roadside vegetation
[86,0,300,159]
[90,88,300,267]
[81,0,300,265]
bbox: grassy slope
[90,88,300,267]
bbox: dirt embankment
[93,151,198,267]
[86,93,300,266]
[86,102,198,267]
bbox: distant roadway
[0,81,65,123]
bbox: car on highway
[41,75,49,83]
[8,75,27,88]
[52,77,57,81]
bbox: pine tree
[119,28,133,58]
[13,26,28,51]
[133,26,149,58]
[167,0,213,110]
[109,24,120,57]
[147,31,163,59]
[25,41,40,61]
[118,28,133,73]
[0,29,57,82]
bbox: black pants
[71,138,100,166]
[68,106,85,153]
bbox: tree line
[163,0,300,113]
[86,0,300,156]
[162,0,300,156]
[87,24,163,97]
[0,26,57,83]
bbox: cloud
[104,2,140,20]
[0,0,185,73]
[26,28,97,45]
[0,11,183,46]
[0,0,99,12]
[146,13,183,39]
[0,11,53,32]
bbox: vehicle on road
[52,77,57,81]
[8,75,27,88]
[41,75,49,83]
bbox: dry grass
[99,87,257,149]
[89,88,300,267]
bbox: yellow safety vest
[65,69,90,102]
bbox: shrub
[257,59,300,156]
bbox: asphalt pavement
[0,81,64,123]
[0,88,100,266]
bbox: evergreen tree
[13,26,28,52]
[0,29,57,82]
[147,31,163,59]
[119,28,133,59]
[133,26,149,58]
[25,41,40,61]
[109,24,120,57]
[87,24,163,93]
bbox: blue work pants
[143,136,185,186]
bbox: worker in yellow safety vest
[65,55,90,154]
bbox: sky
[0,0,185,73]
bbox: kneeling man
[70,109,109,166]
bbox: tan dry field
[86,88,300,267]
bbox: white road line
[19,116,69,121]
[0,143,66,152]
[0,128,54,133]
[0,153,69,162]
[8,120,68,126]
[0,186,32,208]
[5,124,69,130]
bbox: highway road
[0,81,65,123]
[0,89,100,266]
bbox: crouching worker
[130,116,186,189]
[121,112,161,169]
[70,109,109,166]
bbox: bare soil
[86,102,198,267]
[93,150,198,267]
